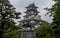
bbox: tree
[44,0,60,35]
[3,26,21,38]
[44,0,60,29]
[0,0,21,38]
[35,23,60,38]
[34,23,55,38]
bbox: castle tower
[19,3,42,38]
[19,3,41,30]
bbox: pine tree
[0,0,21,38]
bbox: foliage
[44,0,60,26]
[44,0,60,37]
[3,27,21,38]
[0,0,21,38]
[35,23,60,38]
[35,23,53,38]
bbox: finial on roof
[32,2,35,5]
[25,3,38,8]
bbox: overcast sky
[9,0,54,23]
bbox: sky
[9,0,55,23]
